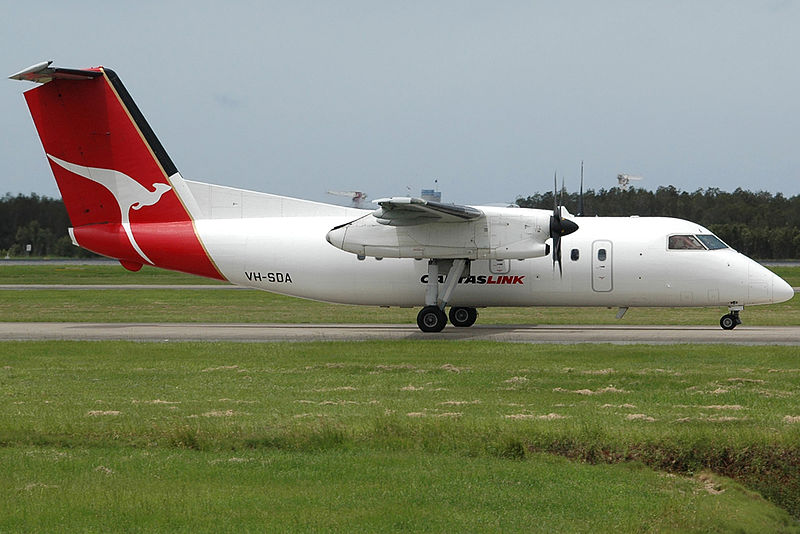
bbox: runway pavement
[2,322,799,344]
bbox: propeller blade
[553,235,562,276]
[548,170,579,277]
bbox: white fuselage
[193,209,792,310]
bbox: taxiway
[2,322,798,345]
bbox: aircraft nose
[772,272,795,303]
[326,226,347,249]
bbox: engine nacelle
[326,208,551,260]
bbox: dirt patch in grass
[201,365,241,372]
[504,376,529,384]
[199,410,238,417]
[554,386,627,395]
[580,368,616,375]
[697,473,725,495]
[505,413,568,420]
[727,377,765,384]
[440,363,469,373]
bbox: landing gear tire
[720,313,741,330]
[449,306,478,328]
[417,306,448,333]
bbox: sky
[2,1,799,206]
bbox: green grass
[2,264,800,530]
[0,264,225,284]
[0,264,796,325]
[2,448,793,533]
[2,341,800,531]
[771,266,800,288]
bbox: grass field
[2,341,800,532]
[0,264,797,325]
[2,264,799,531]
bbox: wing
[372,197,483,226]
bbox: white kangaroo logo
[47,154,172,265]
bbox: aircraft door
[592,240,613,292]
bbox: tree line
[0,193,96,258]
[2,187,799,259]
[517,186,800,259]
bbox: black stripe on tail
[103,68,178,177]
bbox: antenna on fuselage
[577,160,584,217]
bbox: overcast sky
[3,1,798,206]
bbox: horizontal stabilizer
[9,60,102,83]
[373,197,483,226]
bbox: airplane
[10,61,795,332]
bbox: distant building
[420,188,441,202]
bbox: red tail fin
[16,62,223,279]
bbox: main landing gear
[417,306,447,332]
[416,305,478,332]
[416,259,478,332]
[449,306,478,327]
[720,306,743,330]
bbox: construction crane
[327,190,368,208]
[616,174,643,191]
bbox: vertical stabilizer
[15,62,224,279]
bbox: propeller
[549,172,579,276]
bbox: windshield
[696,234,729,250]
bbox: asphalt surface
[2,322,799,344]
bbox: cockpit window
[696,234,729,250]
[668,235,705,250]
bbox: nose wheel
[720,310,742,330]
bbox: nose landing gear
[720,307,743,330]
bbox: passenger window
[597,249,606,261]
[668,235,705,250]
[570,248,579,261]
